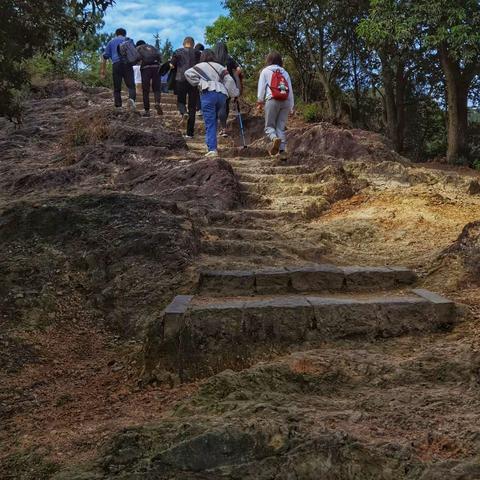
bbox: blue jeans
[201,90,227,151]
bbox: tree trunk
[380,53,407,153]
[318,72,337,120]
[439,45,470,162]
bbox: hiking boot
[179,113,188,128]
[155,104,163,116]
[279,150,288,161]
[269,137,281,156]
[205,150,219,158]
[142,110,151,117]
[197,111,203,117]
[219,129,228,138]
[127,98,136,112]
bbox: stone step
[237,172,321,183]
[206,209,300,225]
[156,289,457,379]
[197,264,417,296]
[239,181,330,197]
[201,239,283,257]
[234,166,313,176]
[203,227,275,241]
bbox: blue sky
[102,0,225,49]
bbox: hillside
[1,80,480,479]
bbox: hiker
[194,43,205,117]
[212,42,243,137]
[170,37,201,138]
[185,49,239,157]
[135,40,163,117]
[133,65,142,97]
[257,51,294,159]
[100,28,137,110]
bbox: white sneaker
[205,150,219,158]
[183,134,194,139]
[127,98,136,112]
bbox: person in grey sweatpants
[257,51,294,159]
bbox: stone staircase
[149,264,457,381]
[156,93,335,269]
[145,95,457,382]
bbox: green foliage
[299,103,323,123]
[0,0,113,120]
[205,15,267,75]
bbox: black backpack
[138,44,161,65]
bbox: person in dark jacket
[170,37,201,138]
[212,42,242,136]
[136,40,163,117]
[100,28,136,110]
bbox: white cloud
[102,0,224,47]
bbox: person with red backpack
[135,40,163,117]
[257,52,294,159]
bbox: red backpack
[269,69,289,101]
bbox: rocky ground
[1,79,480,479]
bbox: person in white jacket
[257,52,294,159]
[185,49,240,157]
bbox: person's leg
[186,84,198,137]
[216,92,227,143]
[141,68,151,112]
[176,80,188,115]
[275,104,290,151]
[201,91,217,152]
[218,98,228,130]
[112,62,123,107]
[264,99,282,155]
[151,67,162,111]
[122,64,136,102]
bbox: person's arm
[286,71,294,112]
[257,69,267,110]
[170,51,178,69]
[100,41,111,79]
[224,73,240,98]
[184,66,200,87]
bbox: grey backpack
[118,39,141,65]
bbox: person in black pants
[136,40,163,117]
[170,37,201,138]
[100,28,136,110]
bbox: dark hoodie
[213,41,239,77]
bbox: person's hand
[256,101,264,113]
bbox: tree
[0,0,113,120]
[161,39,174,62]
[358,0,420,152]
[414,1,480,162]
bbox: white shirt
[184,62,240,98]
[257,65,294,109]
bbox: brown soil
[1,79,480,479]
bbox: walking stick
[235,99,247,149]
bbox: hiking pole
[235,100,247,149]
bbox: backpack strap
[193,66,212,82]
[207,63,228,82]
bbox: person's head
[212,41,228,66]
[200,49,216,63]
[115,28,127,37]
[194,43,205,51]
[183,36,195,48]
[136,40,146,47]
[266,51,283,67]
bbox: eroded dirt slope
[2,80,480,479]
